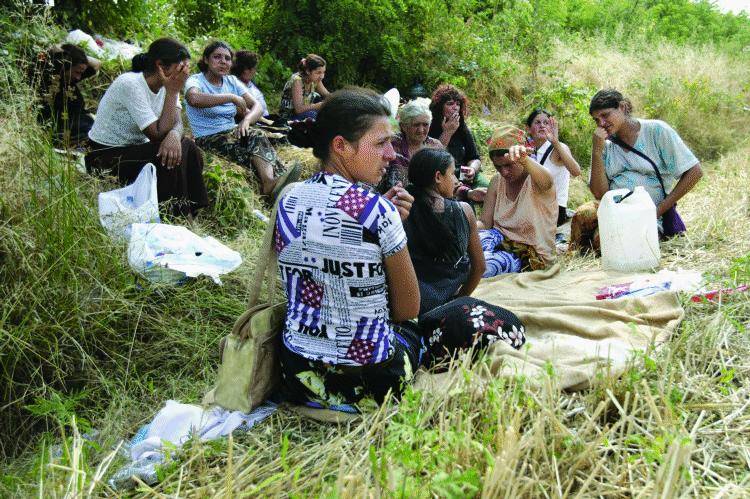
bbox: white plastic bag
[127,223,243,285]
[65,29,104,56]
[383,88,400,119]
[98,163,160,240]
[100,37,141,61]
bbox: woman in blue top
[571,89,703,251]
[185,41,298,197]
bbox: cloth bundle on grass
[413,264,684,394]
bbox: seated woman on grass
[525,108,581,228]
[274,87,420,409]
[278,54,330,121]
[570,89,702,252]
[478,126,557,271]
[34,43,101,146]
[185,41,298,198]
[404,148,485,316]
[231,50,269,118]
[86,38,208,217]
[378,98,443,193]
[274,88,524,410]
[428,84,486,203]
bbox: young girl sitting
[403,148,485,316]
[278,54,330,121]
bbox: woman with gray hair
[378,98,443,192]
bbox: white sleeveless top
[536,141,569,207]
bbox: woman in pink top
[477,125,557,270]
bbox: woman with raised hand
[34,43,100,146]
[378,97,443,193]
[428,84,486,203]
[274,87,420,409]
[478,125,557,271]
[278,54,330,121]
[185,41,298,198]
[525,108,581,227]
[403,148,485,316]
[86,38,208,217]
[570,89,703,252]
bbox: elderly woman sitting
[378,98,442,193]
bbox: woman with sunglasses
[477,125,557,271]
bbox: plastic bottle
[598,186,660,272]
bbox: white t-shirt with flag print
[274,172,407,367]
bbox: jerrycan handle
[614,190,634,204]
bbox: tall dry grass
[2,8,750,497]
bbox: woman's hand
[467,187,487,203]
[157,130,182,169]
[383,182,414,221]
[442,111,460,137]
[460,165,476,183]
[231,94,248,116]
[159,61,189,94]
[507,144,531,164]
[593,126,608,146]
[234,117,251,139]
[545,117,560,145]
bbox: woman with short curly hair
[428,84,486,203]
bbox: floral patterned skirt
[279,298,526,411]
[195,128,286,180]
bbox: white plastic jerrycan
[598,186,660,272]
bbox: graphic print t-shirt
[274,172,407,366]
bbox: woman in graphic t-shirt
[274,88,420,409]
[86,38,207,216]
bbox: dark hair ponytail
[298,53,326,73]
[589,88,634,115]
[131,37,190,74]
[405,148,458,260]
[311,87,390,162]
[131,53,150,72]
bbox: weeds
[2,4,750,498]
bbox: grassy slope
[2,33,750,497]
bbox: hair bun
[131,52,151,72]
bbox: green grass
[2,7,750,498]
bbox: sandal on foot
[270,161,302,200]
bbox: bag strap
[247,183,299,309]
[610,135,667,198]
[538,143,554,166]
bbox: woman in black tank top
[403,148,486,316]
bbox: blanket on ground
[413,264,685,393]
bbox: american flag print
[335,185,377,221]
[299,275,324,308]
[345,339,376,364]
[275,194,301,252]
